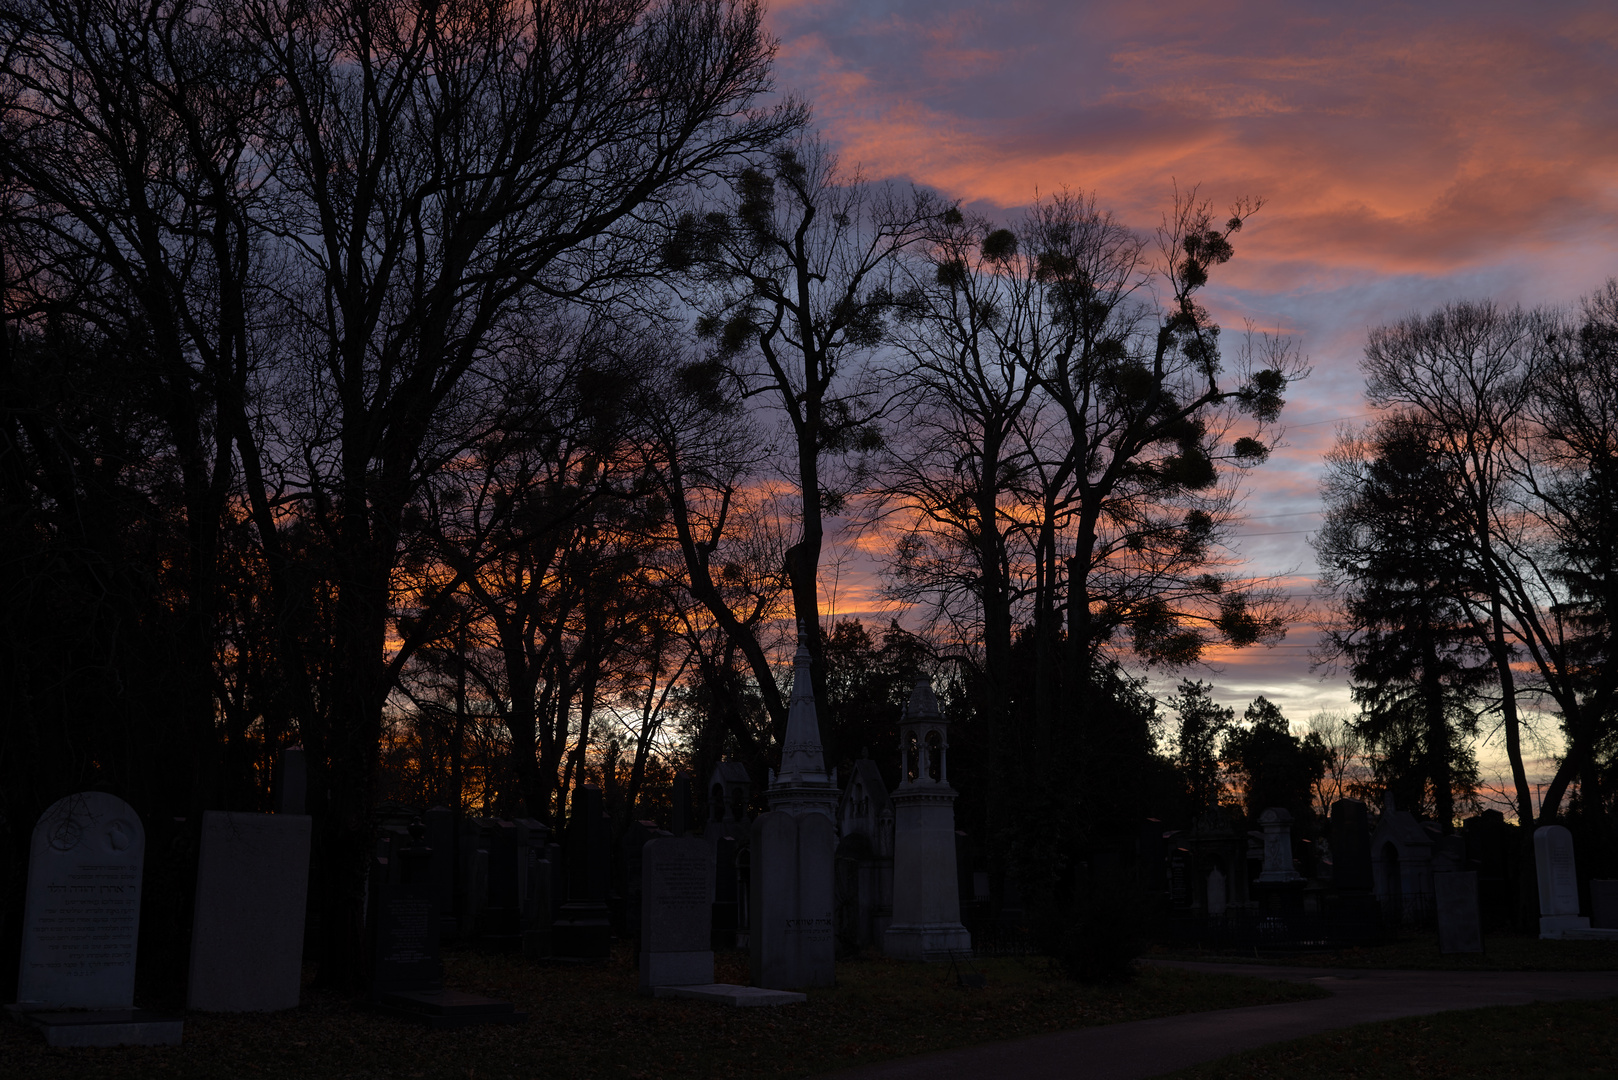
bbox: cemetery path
[811,960,1618,1080]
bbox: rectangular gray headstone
[371,873,442,998]
[639,837,714,992]
[273,747,307,815]
[187,811,311,1011]
[17,793,146,1010]
[1591,880,1618,930]
[1534,826,1581,916]
[1434,870,1483,954]
[749,811,834,990]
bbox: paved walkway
[813,961,1618,1080]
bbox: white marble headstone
[188,811,311,1012]
[638,837,714,992]
[17,793,145,1009]
[1535,825,1580,916]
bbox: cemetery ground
[1164,997,1618,1079]
[0,946,1323,1079]
[1150,928,1618,971]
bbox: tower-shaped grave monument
[883,677,971,961]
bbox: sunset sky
[766,0,1618,790]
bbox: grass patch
[0,947,1323,1079]
[1161,996,1618,1079]
[1149,930,1618,972]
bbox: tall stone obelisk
[751,623,837,988]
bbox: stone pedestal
[884,787,971,960]
[750,811,835,989]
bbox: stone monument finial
[768,619,837,820]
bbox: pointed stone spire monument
[767,622,840,820]
[750,622,836,988]
[884,675,972,961]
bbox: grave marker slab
[188,811,311,1011]
[1535,825,1590,938]
[639,838,715,992]
[12,792,181,1046]
[371,824,525,1028]
[17,793,145,1010]
[1591,880,1618,930]
[1330,799,1372,891]
[1434,870,1483,954]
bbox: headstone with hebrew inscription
[639,838,714,992]
[1535,825,1590,939]
[17,793,145,1010]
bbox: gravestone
[712,835,741,950]
[188,811,311,1011]
[371,823,524,1029]
[671,772,695,837]
[1534,825,1589,938]
[1255,808,1302,884]
[883,677,971,961]
[370,833,442,1001]
[458,818,490,938]
[513,818,551,958]
[622,819,665,961]
[750,811,835,989]
[1434,870,1483,954]
[1206,867,1227,916]
[1330,799,1373,891]
[1591,880,1618,930]
[553,784,612,959]
[478,819,521,952]
[12,792,182,1046]
[639,838,715,992]
[273,747,307,815]
[423,806,456,939]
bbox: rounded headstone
[18,792,146,1009]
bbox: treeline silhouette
[10,0,1610,995]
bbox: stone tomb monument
[750,811,835,989]
[1434,870,1483,954]
[10,792,182,1046]
[1254,808,1303,884]
[750,626,838,989]
[1535,825,1590,939]
[639,838,715,992]
[188,811,312,1011]
[884,677,971,961]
